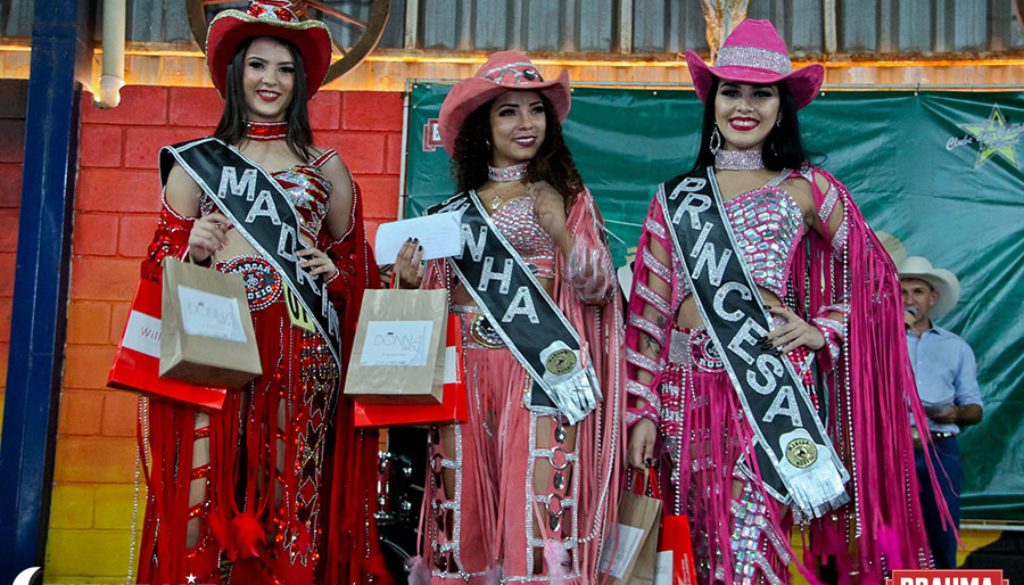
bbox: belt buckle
[469,313,505,349]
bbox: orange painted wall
[41,85,404,583]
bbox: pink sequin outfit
[418,189,623,584]
[626,166,935,585]
[491,196,557,279]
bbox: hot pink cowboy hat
[685,19,824,110]
[207,0,333,100]
[438,51,571,153]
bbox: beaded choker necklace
[715,149,765,171]
[488,162,528,182]
[245,121,288,141]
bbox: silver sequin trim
[634,281,674,317]
[628,312,667,344]
[715,46,792,74]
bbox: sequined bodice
[200,149,336,240]
[679,185,805,299]
[489,195,556,278]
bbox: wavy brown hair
[451,92,584,209]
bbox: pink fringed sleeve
[623,195,680,428]
[791,165,945,579]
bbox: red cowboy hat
[686,19,824,110]
[438,51,571,153]
[206,0,333,100]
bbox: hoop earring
[775,116,782,128]
[710,126,722,155]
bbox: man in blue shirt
[900,256,984,570]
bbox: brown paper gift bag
[159,257,262,388]
[599,471,663,584]
[344,287,449,404]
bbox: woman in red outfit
[137,2,386,583]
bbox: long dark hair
[692,76,809,172]
[213,36,315,161]
[451,92,584,208]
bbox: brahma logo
[886,569,1009,585]
[423,118,444,151]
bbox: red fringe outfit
[137,146,389,584]
[418,190,624,584]
[625,166,937,585]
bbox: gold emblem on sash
[545,349,577,376]
[785,438,818,469]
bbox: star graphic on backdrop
[186,574,198,584]
[959,105,1024,169]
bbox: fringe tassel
[544,540,570,585]
[484,562,503,585]
[406,555,431,585]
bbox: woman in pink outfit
[394,51,624,584]
[625,20,937,585]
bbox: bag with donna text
[159,257,262,388]
[344,287,449,405]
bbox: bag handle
[632,468,661,500]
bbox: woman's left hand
[296,247,339,278]
[528,180,570,252]
[765,306,825,352]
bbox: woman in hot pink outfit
[394,51,623,584]
[625,20,938,585]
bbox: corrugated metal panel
[2,0,35,38]
[3,0,1024,56]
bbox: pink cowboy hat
[438,50,571,153]
[685,19,824,110]
[207,0,333,100]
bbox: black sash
[160,137,342,372]
[427,192,600,424]
[658,167,849,519]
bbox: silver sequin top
[491,196,556,278]
[677,185,805,299]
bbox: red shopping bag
[353,314,467,427]
[654,514,698,585]
[107,277,227,411]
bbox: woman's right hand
[394,238,425,289]
[188,212,231,264]
[628,418,658,469]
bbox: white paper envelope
[374,211,464,264]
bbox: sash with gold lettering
[658,166,849,519]
[159,137,342,372]
[427,191,600,424]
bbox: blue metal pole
[0,0,91,579]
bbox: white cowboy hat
[899,256,960,318]
[874,230,907,269]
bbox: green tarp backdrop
[404,83,1024,520]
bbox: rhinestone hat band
[715,149,766,171]
[481,62,545,85]
[488,162,529,182]
[715,46,792,75]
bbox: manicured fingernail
[417,245,423,251]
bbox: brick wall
[43,85,403,583]
[0,79,27,426]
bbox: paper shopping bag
[107,277,227,411]
[598,471,663,584]
[654,515,698,585]
[353,313,467,427]
[159,258,261,388]
[344,288,449,404]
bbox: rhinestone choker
[245,121,288,141]
[715,149,766,171]
[488,162,528,182]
